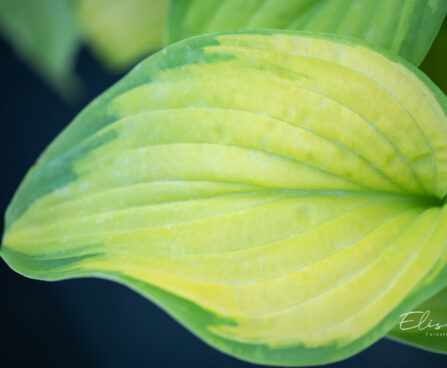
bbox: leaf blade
[2,31,447,365]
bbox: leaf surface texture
[2,31,447,365]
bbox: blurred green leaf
[0,0,81,98]
[388,286,447,354]
[167,0,447,66]
[76,0,169,71]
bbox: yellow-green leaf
[2,31,447,366]
[167,0,447,66]
[76,0,169,71]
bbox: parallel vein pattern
[2,31,447,366]
[167,0,447,66]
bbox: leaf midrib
[6,189,443,239]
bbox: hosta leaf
[0,0,80,97]
[76,0,169,71]
[166,0,447,66]
[2,31,447,366]
[388,286,447,354]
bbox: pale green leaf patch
[2,31,447,365]
[76,0,170,71]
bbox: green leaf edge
[2,246,446,366]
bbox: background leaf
[76,0,170,71]
[2,31,447,365]
[387,286,447,354]
[0,0,81,98]
[421,19,447,94]
[166,0,447,66]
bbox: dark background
[0,37,446,368]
